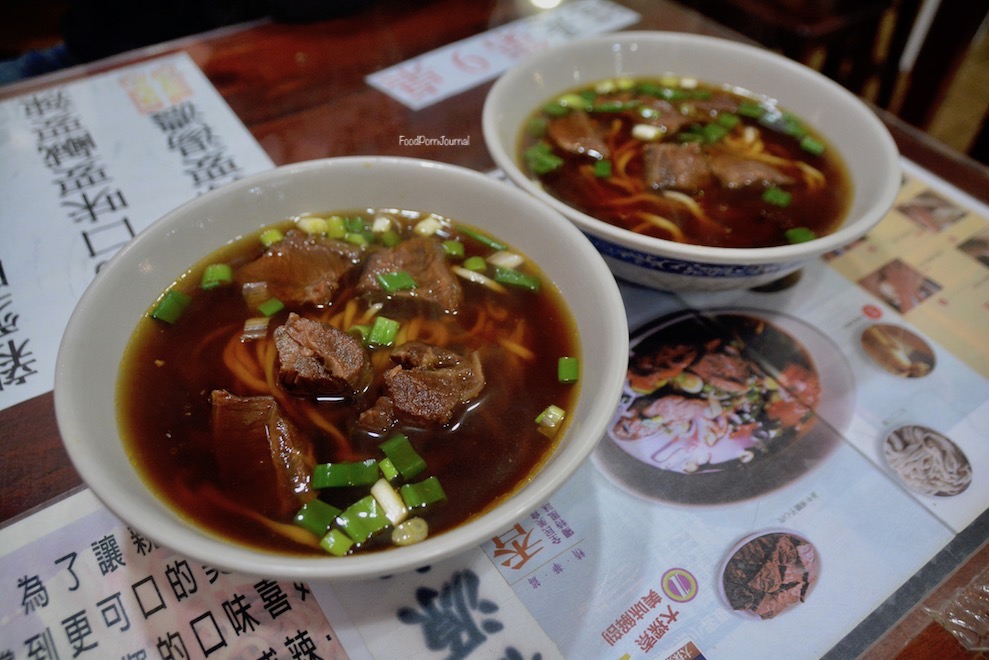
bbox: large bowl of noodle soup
[54,156,629,580]
[483,32,901,291]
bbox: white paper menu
[0,52,275,412]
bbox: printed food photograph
[720,530,821,620]
[883,424,973,498]
[595,309,854,504]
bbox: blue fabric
[0,44,77,86]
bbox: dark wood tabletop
[2,0,987,656]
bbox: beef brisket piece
[357,396,397,435]
[383,341,485,426]
[274,312,372,397]
[636,98,692,135]
[210,390,316,520]
[643,142,714,192]
[236,229,363,306]
[357,236,462,314]
[546,110,610,160]
[708,151,795,189]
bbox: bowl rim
[53,155,630,580]
[482,30,902,266]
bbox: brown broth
[518,77,852,248]
[117,210,580,556]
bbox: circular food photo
[720,530,820,620]
[860,323,935,378]
[594,309,854,504]
[883,424,972,497]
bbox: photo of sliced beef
[210,390,317,520]
[357,396,397,435]
[709,152,795,189]
[383,341,485,426]
[546,110,610,160]
[236,230,363,306]
[644,142,714,192]
[357,236,463,313]
[274,312,372,397]
[721,531,819,620]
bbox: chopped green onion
[260,228,284,248]
[523,142,564,175]
[312,458,379,489]
[379,433,426,480]
[442,239,465,258]
[371,478,409,526]
[400,476,447,509]
[462,256,488,272]
[391,517,429,546]
[541,100,569,117]
[800,135,826,156]
[486,250,524,269]
[762,187,793,208]
[535,404,566,438]
[367,315,400,347]
[785,227,817,243]
[558,357,579,383]
[526,117,548,137]
[594,159,613,178]
[702,122,729,143]
[632,124,663,141]
[493,266,541,292]
[558,92,589,110]
[344,216,366,233]
[717,112,741,129]
[344,231,369,246]
[378,457,400,482]
[297,216,329,235]
[200,263,233,290]
[458,226,508,251]
[319,528,354,556]
[379,230,402,247]
[348,324,370,342]
[241,316,270,341]
[326,215,346,238]
[590,100,634,113]
[377,270,417,293]
[150,290,192,324]
[257,297,285,317]
[737,100,765,119]
[414,214,443,236]
[336,495,390,543]
[294,499,342,537]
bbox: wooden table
[2,0,988,656]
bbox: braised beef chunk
[636,98,692,135]
[709,152,795,189]
[210,390,316,520]
[274,312,372,397]
[357,236,462,313]
[644,142,713,192]
[236,230,362,306]
[546,110,610,160]
[383,341,485,425]
[691,91,742,116]
[357,396,397,435]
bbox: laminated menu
[0,52,274,412]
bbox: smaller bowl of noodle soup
[482,31,901,291]
[54,156,629,580]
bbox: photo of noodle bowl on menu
[595,310,855,505]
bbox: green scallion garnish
[400,477,447,509]
[367,315,400,347]
[377,270,417,293]
[762,187,793,208]
[200,263,233,290]
[558,357,580,383]
[294,499,342,537]
[150,290,192,324]
[257,297,285,317]
[523,142,564,175]
[493,266,540,291]
[594,159,613,178]
[259,228,284,248]
[785,227,817,243]
[312,458,379,489]
[379,433,426,480]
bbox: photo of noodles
[860,324,935,378]
[117,208,580,557]
[595,309,851,504]
[721,531,820,620]
[883,424,972,497]
[517,76,851,248]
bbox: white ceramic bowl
[54,156,629,580]
[483,31,901,291]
